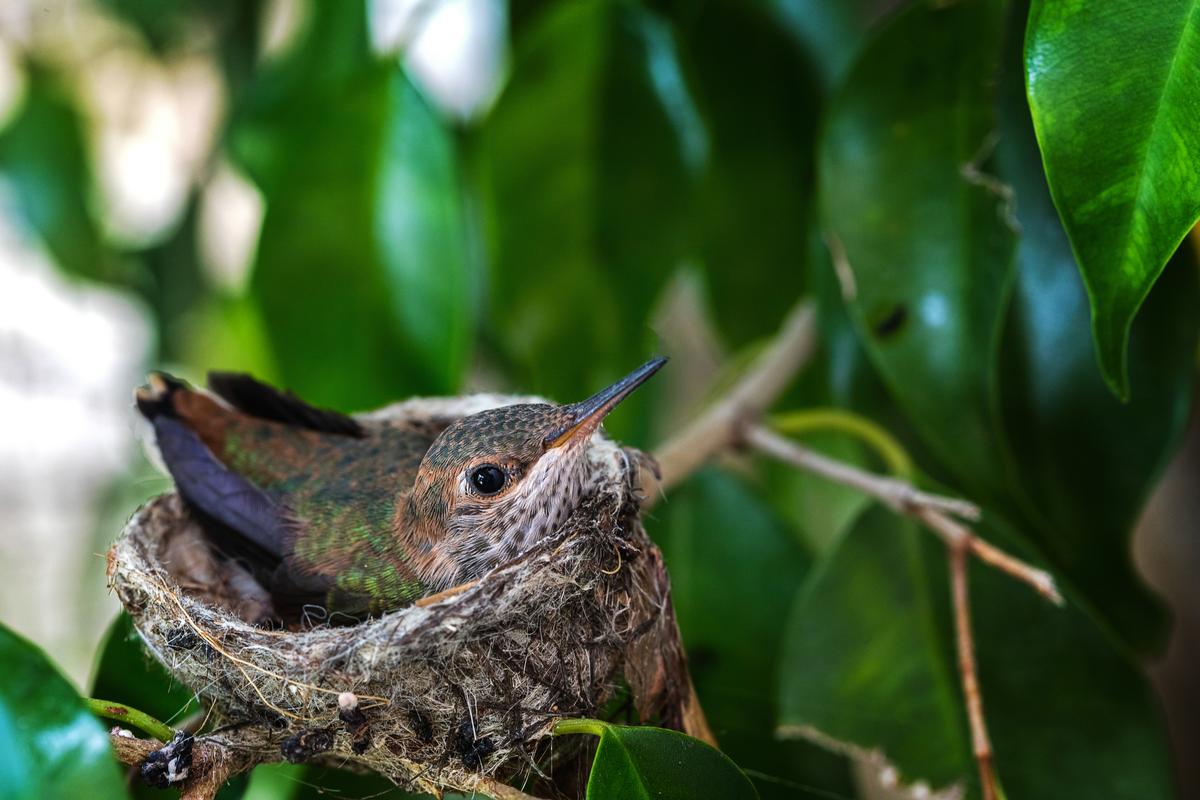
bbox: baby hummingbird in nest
[136,358,665,618]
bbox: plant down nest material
[106,395,692,797]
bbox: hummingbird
[135,358,665,619]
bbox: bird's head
[406,358,665,579]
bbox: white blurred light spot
[370,0,506,120]
[368,0,418,53]
[919,293,949,328]
[0,183,151,680]
[199,160,264,293]
[0,183,149,472]
[81,49,224,245]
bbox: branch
[744,423,1064,800]
[87,698,174,742]
[742,425,1062,604]
[108,730,254,800]
[649,299,816,501]
[950,544,998,800]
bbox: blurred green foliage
[1,0,1199,798]
[0,627,126,800]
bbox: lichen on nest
[107,396,691,797]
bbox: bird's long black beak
[544,357,667,449]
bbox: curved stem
[553,718,608,737]
[769,407,914,479]
[86,698,174,742]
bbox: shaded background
[0,1,1198,798]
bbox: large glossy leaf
[1025,0,1200,398]
[232,2,476,410]
[779,507,1173,799]
[0,63,111,281]
[996,6,1200,653]
[669,0,820,346]
[556,719,758,800]
[478,0,705,439]
[818,0,1016,500]
[650,471,853,799]
[0,624,127,800]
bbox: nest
[106,395,691,797]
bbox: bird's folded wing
[153,416,286,559]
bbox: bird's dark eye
[470,465,507,495]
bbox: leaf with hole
[817,0,1016,500]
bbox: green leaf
[669,0,820,346]
[767,0,895,91]
[478,0,705,436]
[556,719,758,800]
[996,4,1200,653]
[232,2,477,409]
[243,762,431,799]
[817,0,1017,499]
[763,430,872,554]
[1025,0,1200,398]
[779,507,1173,799]
[650,471,853,799]
[377,78,480,392]
[0,63,111,280]
[0,624,126,800]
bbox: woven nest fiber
[106,395,691,797]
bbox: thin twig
[649,299,817,501]
[746,422,1061,800]
[743,425,1062,604]
[86,698,174,742]
[911,506,1061,605]
[950,544,997,800]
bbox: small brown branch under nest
[107,730,251,800]
[107,729,550,800]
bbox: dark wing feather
[207,372,365,438]
[153,416,286,558]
